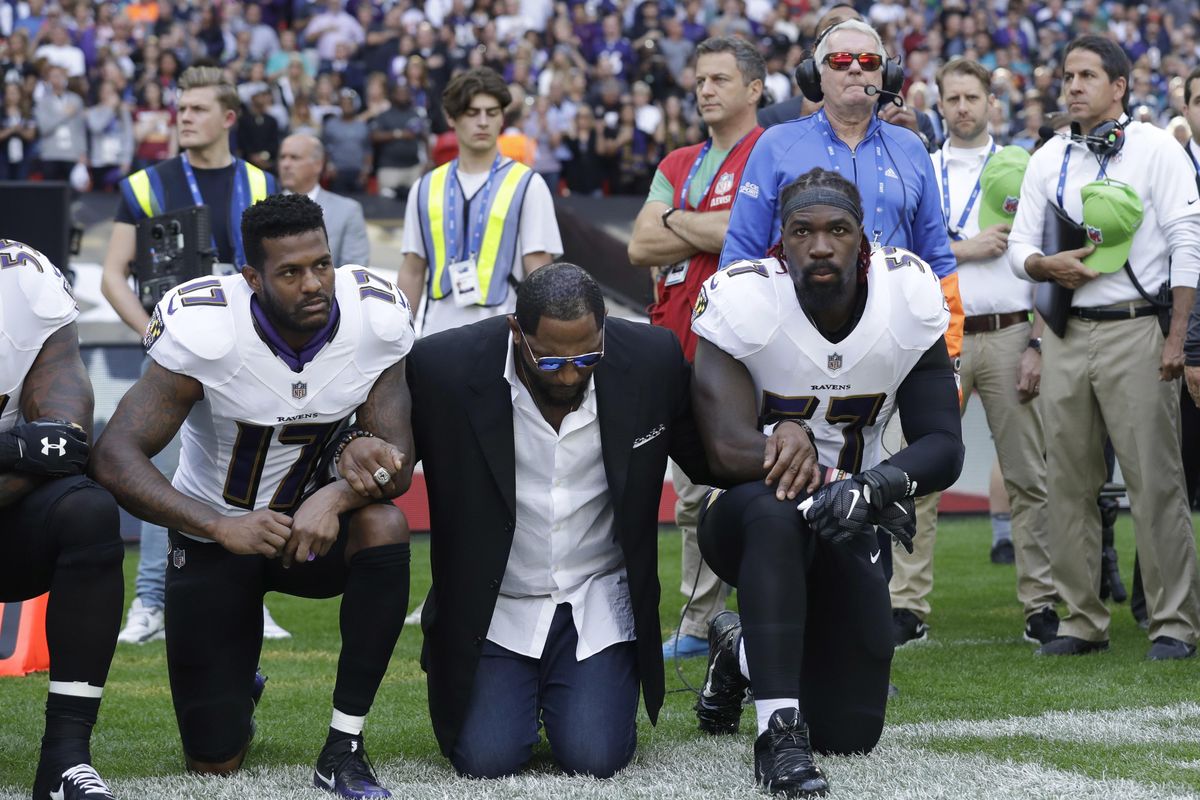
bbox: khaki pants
[671,461,729,639]
[890,321,1057,619]
[1041,314,1200,643]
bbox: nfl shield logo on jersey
[292,381,307,399]
[714,171,734,196]
[172,547,186,569]
[828,352,843,372]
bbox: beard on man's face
[797,260,850,303]
[259,283,330,334]
[525,366,588,408]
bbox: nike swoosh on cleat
[50,787,65,800]
[316,770,335,789]
[870,550,881,563]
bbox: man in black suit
[339,263,717,779]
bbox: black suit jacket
[407,314,714,756]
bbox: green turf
[1,514,1198,794]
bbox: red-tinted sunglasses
[823,52,884,71]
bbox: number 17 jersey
[691,248,948,473]
[146,268,414,519]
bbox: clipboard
[1034,203,1085,338]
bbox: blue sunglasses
[519,325,605,371]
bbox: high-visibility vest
[119,156,271,266]
[417,158,533,306]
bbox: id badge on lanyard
[449,257,482,307]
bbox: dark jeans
[450,602,639,779]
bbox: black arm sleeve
[1186,287,1200,367]
[885,338,965,495]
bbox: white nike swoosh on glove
[847,488,861,518]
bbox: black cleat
[313,736,391,798]
[990,539,1015,564]
[1023,606,1060,644]
[754,708,829,798]
[1035,636,1109,656]
[892,609,928,647]
[1147,636,1197,661]
[694,610,749,735]
[34,763,116,799]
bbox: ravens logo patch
[692,286,708,321]
[142,305,165,351]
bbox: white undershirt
[932,137,1033,316]
[486,333,634,661]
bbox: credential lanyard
[817,109,884,243]
[676,133,750,209]
[445,154,503,261]
[940,142,995,240]
[181,153,247,263]
[1056,145,1110,210]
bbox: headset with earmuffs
[1068,118,1126,158]
[795,21,904,106]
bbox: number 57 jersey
[145,267,414,517]
[691,248,949,474]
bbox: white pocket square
[632,424,666,449]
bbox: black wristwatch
[1027,337,1042,354]
[661,207,678,229]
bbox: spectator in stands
[305,0,365,62]
[272,54,313,116]
[34,65,86,183]
[564,104,606,196]
[322,88,371,194]
[288,94,322,139]
[132,80,175,170]
[359,71,391,123]
[658,17,695,83]
[242,3,279,62]
[311,73,341,123]
[361,5,404,76]
[267,28,316,80]
[319,39,365,96]
[238,85,281,173]
[606,98,657,195]
[369,83,429,201]
[35,19,85,78]
[658,94,697,152]
[591,13,636,82]
[0,82,37,180]
[526,92,569,196]
[1,30,37,87]
[85,79,133,191]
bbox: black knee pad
[48,481,121,559]
[179,700,253,765]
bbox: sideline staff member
[102,65,277,334]
[719,19,964,366]
[626,35,765,659]
[1008,35,1200,660]
[398,68,562,335]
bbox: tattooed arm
[0,323,93,507]
[331,358,416,502]
[90,361,225,538]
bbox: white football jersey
[0,240,79,434]
[692,248,948,473]
[146,266,414,519]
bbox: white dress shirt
[932,137,1034,316]
[486,334,635,661]
[1008,120,1200,308]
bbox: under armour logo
[41,436,66,457]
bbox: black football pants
[698,480,893,755]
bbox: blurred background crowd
[2,0,1199,201]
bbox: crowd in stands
[2,0,1199,200]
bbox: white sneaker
[262,604,291,639]
[117,597,165,644]
[404,600,425,627]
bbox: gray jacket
[314,187,370,268]
[34,90,86,162]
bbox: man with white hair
[719,17,964,589]
[279,133,370,268]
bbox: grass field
[2,514,1200,799]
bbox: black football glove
[0,419,89,477]
[800,477,874,545]
[872,496,916,554]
